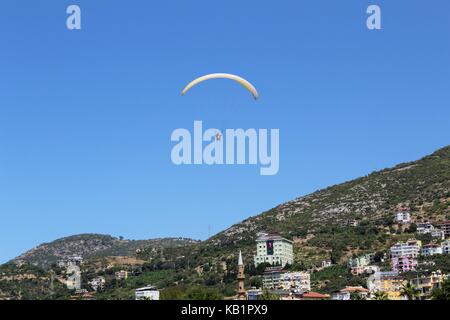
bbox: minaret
[237,250,246,300]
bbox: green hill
[12,234,199,269]
[2,145,449,299]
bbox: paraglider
[181,73,259,100]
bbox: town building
[57,256,83,268]
[300,292,330,300]
[442,240,450,254]
[421,243,443,256]
[237,251,246,300]
[348,253,378,275]
[262,267,285,289]
[350,265,380,276]
[431,229,445,239]
[342,219,358,227]
[389,239,422,257]
[135,285,160,300]
[246,288,263,300]
[416,222,434,234]
[280,271,311,292]
[348,253,375,268]
[367,271,406,300]
[390,239,421,272]
[332,286,370,300]
[262,267,310,292]
[115,270,128,280]
[66,269,81,290]
[395,210,411,224]
[410,270,449,299]
[391,256,418,273]
[254,232,293,267]
[435,220,450,238]
[320,260,332,269]
[88,276,105,291]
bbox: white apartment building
[280,271,311,292]
[57,256,83,268]
[417,222,434,234]
[254,232,293,267]
[348,253,375,268]
[431,229,445,239]
[88,276,106,291]
[135,285,160,300]
[442,240,450,254]
[395,211,411,224]
[390,240,421,258]
[262,267,310,292]
[66,270,81,290]
[421,243,443,256]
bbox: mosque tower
[237,250,246,300]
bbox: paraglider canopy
[181,73,259,100]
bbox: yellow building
[379,278,406,300]
[368,271,406,300]
[410,270,449,299]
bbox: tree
[350,292,366,300]
[431,279,450,300]
[373,291,389,300]
[400,282,420,300]
[260,289,279,300]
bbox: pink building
[390,240,421,272]
[391,256,418,272]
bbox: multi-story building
[254,232,293,267]
[416,222,434,234]
[391,256,418,273]
[442,240,450,254]
[320,260,332,269]
[246,288,263,300]
[395,211,411,224]
[410,271,449,299]
[332,286,370,300]
[57,256,83,268]
[66,269,81,290]
[348,253,375,268]
[115,270,128,280]
[367,271,406,300]
[431,229,445,240]
[390,239,421,272]
[279,271,311,292]
[421,243,443,256]
[435,220,450,238]
[88,276,105,291]
[262,267,310,292]
[262,267,284,289]
[135,285,160,300]
[351,265,380,276]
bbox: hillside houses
[332,286,370,300]
[262,267,311,293]
[422,243,443,256]
[395,210,411,224]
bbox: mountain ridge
[12,233,200,268]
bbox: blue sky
[0,0,449,263]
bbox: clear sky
[0,0,449,263]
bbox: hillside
[12,234,199,268]
[2,145,449,299]
[201,145,450,266]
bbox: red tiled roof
[340,286,370,293]
[302,292,330,299]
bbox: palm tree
[373,291,389,300]
[400,282,420,300]
[431,279,450,300]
